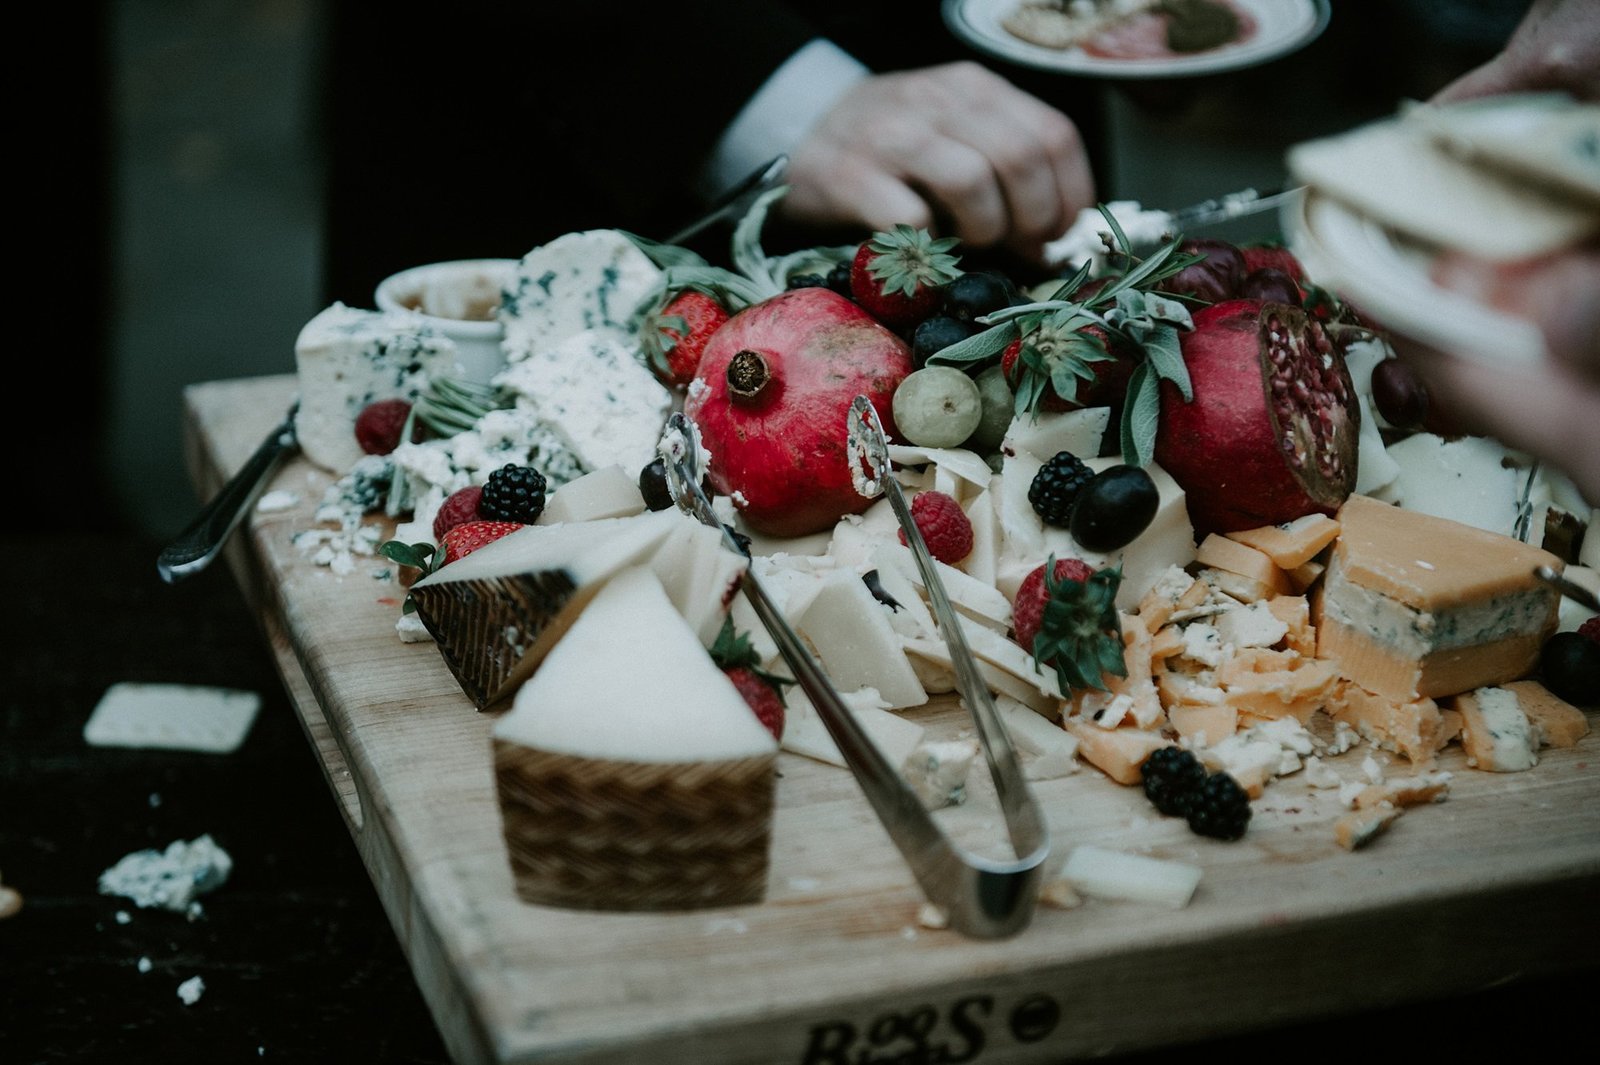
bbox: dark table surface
[3,525,1592,1065]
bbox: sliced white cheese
[84,683,260,753]
[1001,407,1111,464]
[1384,432,1525,537]
[994,695,1080,779]
[494,566,776,761]
[779,686,926,770]
[536,465,646,525]
[796,571,928,710]
[871,542,1013,633]
[902,739,981,809]
[1059,844,1202,909]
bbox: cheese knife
[157,401,300,584]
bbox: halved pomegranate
[1155,299,1359,536]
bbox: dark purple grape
[1237,267,1302,306]
[1369,357,1429,430]
[1165,238,1246,303]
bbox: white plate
[944,0,1330,79]
[1282,190,1548,370]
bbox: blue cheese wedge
[293,302,461,474]
[498,229,663,361]
[494,328,672,477]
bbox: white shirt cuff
[696,38,871,201]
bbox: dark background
[12,1,1591,1062]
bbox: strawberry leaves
[1031,559,1127,694]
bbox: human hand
[1384,247,1600,503]
[1432,0,1600,104]
[779,61,1096,264]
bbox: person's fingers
[783,147,934,235]
[1430,248,1600,381]
[899,135,1009,247]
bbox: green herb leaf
[1120,361,1162,469]
[1137,323,1192,402]
[618,231,711,271]
[379,540,437,572]
[926,319,1020,367]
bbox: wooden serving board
[184,374,1599,1065]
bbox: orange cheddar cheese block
[1217,649,1341,725]
[1330,681,1451,765]
[1314,495,1561,701]
[1225,514,1341,570]
[1286,559,1325,594]
[1335,804,1404,850]
[1195,535,1294,598]
[1265,596,1316,655]
[1064,721,1170,785]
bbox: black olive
[1540,632,1600,706]
[639,458,674,511]
[910,315,976,367]
[943,271,1017,322]
[826,261,853,298]
[1070,465,1159,552]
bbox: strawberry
[1000,324,1133,416]
[643,290,731,388]
[849,225,963,330]
[897,490,973,564]
[432,485,484,541]
[709,616,790,740]
[1010,557,1126,693]
[438,520,524,567]
[723,666,786,741]
[354,398,418,455]
[1578,616,1600,647]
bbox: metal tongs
[660,402,1050,939]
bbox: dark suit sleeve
[321,2,822,305]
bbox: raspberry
[1579,616,1600,647]
[480,464,547,523]
[1028,451,1095,527]
[897,490,973,564]
[723,666,785,741]
[354,398,416,456]
[1141,746,1207,817]
[1186,772,1252,841]
[432,485,484,541]
[1011,558,1096,653]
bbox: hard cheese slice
[1314,495,1561,701]
[492,566,777,911]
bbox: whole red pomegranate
[684,288,913,537]
[1155,299,1359,535]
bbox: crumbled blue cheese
[293,302,460,474]
[494,329,672,476]
[98,835,232,914]
[499,230,663,362]
[1215,602,1289,651]
[902,739,980,809]
[177,975,206,1006]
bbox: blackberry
[1141,747,1207,817]
[1185,772,1252,841]
[1028,450,1095,527]
[480,463,547,523]
[787,272,828,290]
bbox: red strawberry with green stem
[643,289,731,388]
[1011,557,1126,693]
[709,616,790,740]
[849,225,963,330]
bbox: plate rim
[943,0,1332,79]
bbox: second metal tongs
[660,403,1050,939]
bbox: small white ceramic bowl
[374,258,517,384]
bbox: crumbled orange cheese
[1225,514,1341,569]
[1195,535,1294,597]
[1063,720,1170,785]
[1330,681,1450,766]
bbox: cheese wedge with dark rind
[492,566,777,912]
[1314,495,1561,701]
[409,510,684,710]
